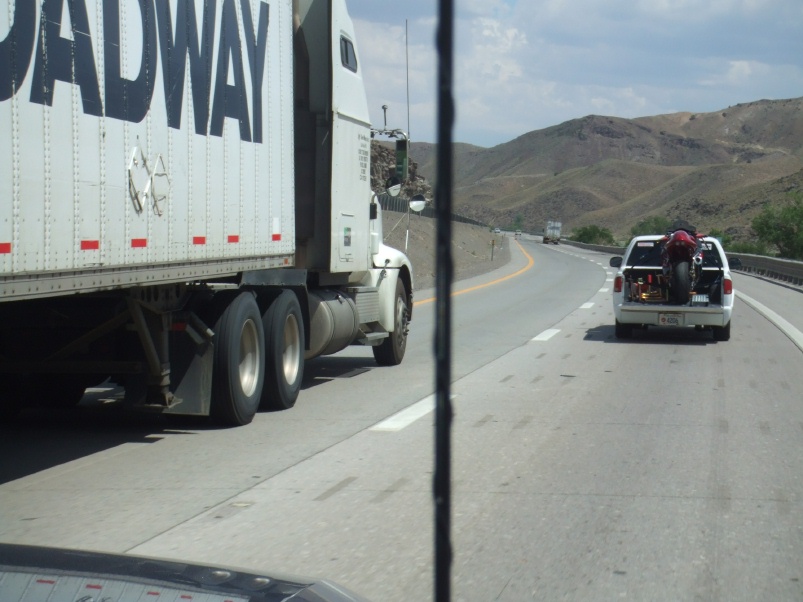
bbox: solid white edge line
[370,394,437,432]
[736,291,803,353]
[532,328,560,341]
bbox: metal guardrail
[729,253,803,286]
[562,240,803,286]
[377,194,487,228]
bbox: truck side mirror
[609,256,623,268]
[385,176,401,197]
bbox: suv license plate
[659,313,682,326]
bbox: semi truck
[0,0,413,425]
[543,220,561,244]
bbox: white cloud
[700,60,756,86]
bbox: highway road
[2,237,802,601]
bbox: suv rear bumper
[615,303,732,327]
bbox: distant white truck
[609,235,735,340]
[0,0,413,424]
[543,220,561,244]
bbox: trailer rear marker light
[272,233,281,241]
[81,240,100,250]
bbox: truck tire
[713,320,731,341]
[672,261,691,304]
[211,292,265,426]
[614,320,632,339]
[260,291,304,411]
[373,278,409,366]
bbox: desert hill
[409,97,803,241]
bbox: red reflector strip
[147,592,160,596]
[0,242,10,254]
[180,596,193,600]
[193,236,206,245]
[36,579,56,585]
[86,584,103,590]
[81,240,100,250]
[131,238,147,248]
[272,233,281,241]
[228,235,239,243]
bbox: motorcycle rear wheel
[672,261,691,304]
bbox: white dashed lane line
[532,328,561,342]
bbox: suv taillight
[723,278,733,295]
[614,276,623,293]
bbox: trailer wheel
[260,291,304,411]
[373,278,409,366]
[211,292,265,426]
[672,261,691,304]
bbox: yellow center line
[414,240,535,306]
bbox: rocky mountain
[370,141,432,202]
[409,97,803,241]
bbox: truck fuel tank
[306,290,360,358]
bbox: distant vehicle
[515,230,522,238]
[543,220,561,244]
[494,228,502,234]
[0,543,371,602]
[0,0,412,425]
[609,235,735,340]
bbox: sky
[347,0,803,148]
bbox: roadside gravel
[382,211,512,291]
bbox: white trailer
[543,220,561,244]
[0,0,413,425]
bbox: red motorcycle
[661,220,704,304]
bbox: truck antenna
[406,19,411,142]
